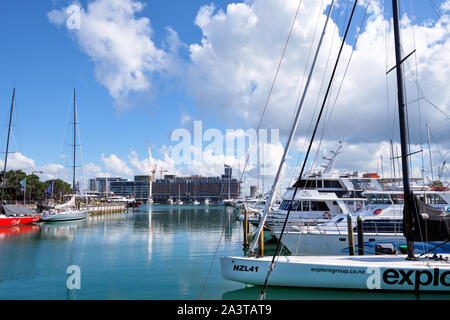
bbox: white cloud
[48,0,169,109]
[185,0,449,177]
[101,153,134,176]
[0,152,36,171]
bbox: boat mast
[1,88,15,204]
[391,0,415,259]
[73,89,77,194]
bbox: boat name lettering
[233,264,259,272]
[382,268,450,290]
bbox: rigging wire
[200,0,305,298]
[237,0,304,188]
[312,0,371,170]
[258,0,359,301]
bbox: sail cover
[403,194,450,242]
[55,195,76,209]
[3,205,38,217]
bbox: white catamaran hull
[220,255,450,292]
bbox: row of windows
[280,200,330,211]
[354,219,403,234]
[367,193,447,205]
[295,179,343,189]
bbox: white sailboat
[41,89,88,222]
[220,0,450,293]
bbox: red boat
[0,215,41,227]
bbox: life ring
[373,208,382,215]
[57,209,62,214]
[355,203,362,211]
[323,212,331,219]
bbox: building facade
[89,168,240,203]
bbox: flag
[47,181,53,194]
[20,179,26,192]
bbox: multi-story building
[89,177,128,195]
[89,168,240,203]
[152,167,240,203]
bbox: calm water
[0,204,449,300]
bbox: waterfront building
[152,167,240,203]
[89,177,128,194]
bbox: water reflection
[222,285,450,300]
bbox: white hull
[41,209,88,222]
[220,255,450,291]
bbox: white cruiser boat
[273,189,450,255]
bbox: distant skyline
[1,0,449,193]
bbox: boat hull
[220,255,450,292]
[40,210,88,222]
[0,216,40,227]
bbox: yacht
[204,198,210,205]
[273,188,450,255]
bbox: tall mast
[392,0,415,258]
[1,88,15,204]
[73,89,77,194]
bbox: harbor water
[0,204,449,300]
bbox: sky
[0,0,449,194]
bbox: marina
[1,0,449,303]
[0,203,449,300]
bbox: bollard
[258,228,264,257]
[357,215,364,255]
[347,214,355,256]
[243,208,249,248]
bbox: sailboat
[175,184,183,205]
[41,89,88,222]
[220,0,450,292]
[0,88,41,227]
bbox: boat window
[391,194,404,204]
[425,194,447,204]
[302,201,310,211]
[310,201,330,211]
[295,179,316,189]
[323,180,342,189]
[366,194,391,204]
[280,200,301,211]
[359,219,403,233]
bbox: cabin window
[391,194,404,204]
[310,201,330,211]
[302,201,310,211]
[359,219,403,233]
[280,200,301,211]
[367,194,391,205]
[424,194,446,204]
[323,180,342,189]
[296,180,316,189]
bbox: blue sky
[0,0,449,191]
